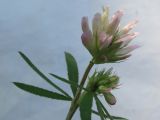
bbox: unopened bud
[104,92,116,105]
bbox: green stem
[66,60,94,120]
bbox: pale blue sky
[0,0,160,120]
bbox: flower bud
[86,69,119,105]
[103,92,116,105]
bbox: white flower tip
[112,9,124,20]
[130,32,139,37]
[133,32,139,36]
[117,9,124,16]
[123,19,139,33]
[131,19,139,28]
[132,45,141,50]
[102,6,109,11]
[129,32,139,39]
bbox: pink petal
[92,13,101,35]
[107,10,124,34]
[81,17,90,32]
[100,35,113,50]
[116,45,140,55]
[99,32,108,45]
[115,32,139,43]
[81,30,92,48]
[121,19,138,34]
[106,36,113,46]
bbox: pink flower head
[81,6,139,64]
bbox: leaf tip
[18,51,22,54]
[13,82,17,85]
[18,51,25,58]
[64,51,70,57]
[13,82,20,87]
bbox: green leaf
[65,52,79,96]
[94,98,105,120]
[94,95,113,120]
[80,92,93,120]
[92,110,128,120]
[49,73,89,92]
[111,116,128,120]
[13,82,72,101]
[18,51,71,98]
[50,73,76,86]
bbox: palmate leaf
[18,52,71,98]
[80,92,93,120]
[13,82,72,101]
[65,52,79,96]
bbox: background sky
[0,0,160,120]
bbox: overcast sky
[0,0,160,120]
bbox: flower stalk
[66,60,94,120]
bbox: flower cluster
[87,68,119,105]
[81,7,139,64]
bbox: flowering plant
[13,6,139,120]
